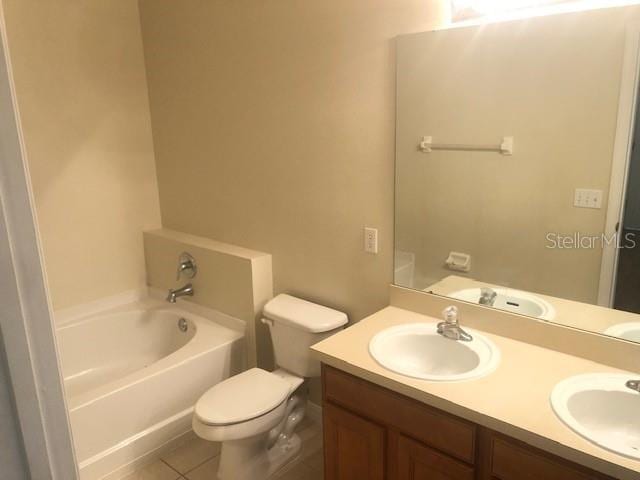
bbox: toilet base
[216,388,307,480]
[217,432,302,480]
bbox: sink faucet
[166,283,194,303]
[437,306,473,342]
[627,379,640,393]
[479,288,497,306]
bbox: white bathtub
[56,299,245,479]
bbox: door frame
[598,23,640,307]
[0,5,78,479]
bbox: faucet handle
[442,306,458,325]
[480,287,496,298]
[176,252,197,280]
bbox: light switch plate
[574,189,603,209]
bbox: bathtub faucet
[166,283,194,303]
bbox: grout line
[160,459,183,478]
[182,452,221,476]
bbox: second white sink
[369,323,500,382]
[551,374,640,459]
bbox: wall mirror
[394,5,640,343]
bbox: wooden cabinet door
[324,403,385,480]
[396,435,474,480]
[487,434,613,480]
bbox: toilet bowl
[192,294,347,480]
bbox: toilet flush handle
[261,318,274,327]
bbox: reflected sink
[369,323,500,382]
[551,374,640,459]
[604,322,640,342]
[449,287,556,320]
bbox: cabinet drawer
[490,435,611,480]
[323,365,476,464]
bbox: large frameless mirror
[394,4,640,343]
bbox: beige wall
[138,0,449,322]
[396,6,640,304]
[2,0,161,310]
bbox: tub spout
[166,283,194,303]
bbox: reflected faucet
[479,287,498,306]
[166,283,194,303]
[626,379,640,393]
[437,306,473,342]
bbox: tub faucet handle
[176,252,197,280]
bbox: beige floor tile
[273,462,314,480]
[303,449,324,473]
[297,423,323,463]
[304,466,324,480]
[161,437,220,474]
[119,460,182,480]
[183,456,220,480]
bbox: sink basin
[369,323,500,382]
[449,287,556,320]
[604,322,640,342]
[551,374,640,459]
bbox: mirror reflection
[394,5,640,342]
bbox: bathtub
[56,299,245,479]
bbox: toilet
[193,294,348,480]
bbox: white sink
[604,322,640,342]
[551,374,640,459]
[449,287,556,320]
[368,323,500,382]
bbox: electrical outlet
[574,189,603,209]
[364,227,378,254]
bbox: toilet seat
[195,368,291,426]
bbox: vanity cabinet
[324,403,385,479]
[321,365,615,480]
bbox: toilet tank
[263,295,348,378]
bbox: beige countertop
[311,306,640,480]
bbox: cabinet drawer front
[491,436,607,480]
[397,435,475,480]
[323,366,476,464]
[324,403,385,480]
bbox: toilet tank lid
[264,294,348,333]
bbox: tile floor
[121,419,323,480]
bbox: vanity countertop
[311,305,640,480]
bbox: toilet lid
[195,368,291,426]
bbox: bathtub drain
[178,318,188,333]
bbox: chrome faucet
[479,287,497,306]
[166,283,194,303]
[437,306,473,342]
[627,379,640,393]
